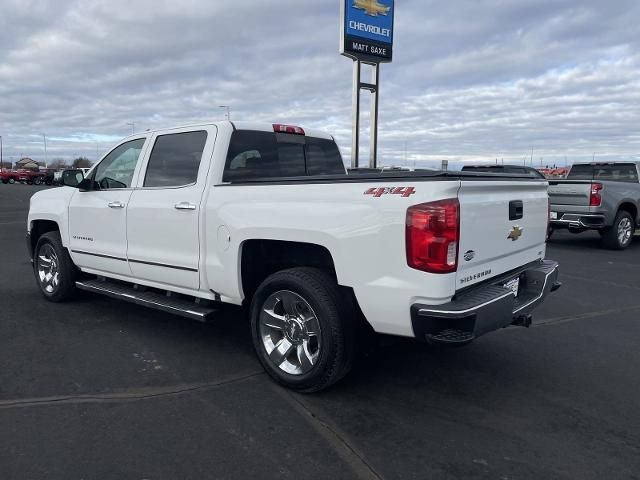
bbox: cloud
[0,0,638,169]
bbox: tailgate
[548,181,592,206]
[456,181,547,290]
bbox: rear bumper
[411,260,560,345]
[551,213,606,229]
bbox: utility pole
[42,134,48,167]
[218,105,231,121]
[0,135,3,172]
[126,122,135,135]
[403,141,407,167]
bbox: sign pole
[351,60,361,169]
[369,63,380,168]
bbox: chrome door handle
[107,201,125,209]
[174,202,196,211]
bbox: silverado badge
[507,226,523,241]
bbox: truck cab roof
[121,121,334,142]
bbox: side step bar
[76,278,218,322]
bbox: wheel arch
[617,202,638,223]
[29,219,61,258]
[239,239,339,302]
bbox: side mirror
[77,178,93,191]
[61,169,85,188]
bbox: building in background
[15,157,40,170]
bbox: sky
[0,0,639,170]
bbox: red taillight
[273,124,305,135]
[406,199,460,274]
[589,182,603,207]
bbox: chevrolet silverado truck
[549,162,640,249]
[26,121,560,391]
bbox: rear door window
[143,131,208,188]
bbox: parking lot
[1,184,639,480]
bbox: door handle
[108,201,125,209]
[174,202,196,211]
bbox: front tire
[33,231,78,302]
[8,178,15,184]
[601,211,635,250]
[250,267,354,392]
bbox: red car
[16,169,47,185]
[0,170,20,184]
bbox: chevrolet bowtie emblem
[353,0,390,16]
[507,226,523,241]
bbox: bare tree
[49,158,68,170]
[72,157,92,168]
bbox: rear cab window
[223,130,345,182]
[568,163,639,183]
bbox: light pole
[42,134,48,167]
[218,105,231,120]
[127,122,135,135]
[0,135,3,173]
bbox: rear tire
[601,211,635,250]
[33,231,78,302]
[250,267,354,392]
[8,178,15,184]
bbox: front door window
[93,138,146,189]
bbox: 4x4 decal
[364,186,416,198]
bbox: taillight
[406,199,460,274]
[273,124,305,135]
[589,183,603,207]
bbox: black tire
[33,231,78,302]
[8,178,15,184]
[601,211,635,250]
[33,177,42,185]
[250,267,354,392]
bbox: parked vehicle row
[26,121,560,392]
[1,167,91,186]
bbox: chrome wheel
[617,218,633,246]
[37,244,60,294]
[259,290,321,376]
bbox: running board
[75,278,218,322]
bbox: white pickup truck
[27,122,560,391]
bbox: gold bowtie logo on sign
[353,0,390,16]
[507,226,523,241]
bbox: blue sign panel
[341,0,394,62]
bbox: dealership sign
[341,0,394,63]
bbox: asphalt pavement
[1,185,639,480]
